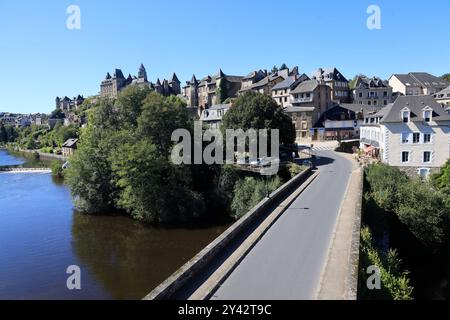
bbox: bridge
[144,150,363,300]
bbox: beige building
[284,80,332,142]
[352,76,393,107]
[311,67,350,103]
[62,138,78,158]
[388,72,448,96]
[434,85,450,108]
[360,95,450,177]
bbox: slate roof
[392,72,448,88]
[62,138,78,148]
[377,96,450,123]
[355,76,389,89]
[434,85,450,99]
[311,67,348,82]
[290,80,319,94]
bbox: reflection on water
[0,151,229,299]
[71,213,227,299]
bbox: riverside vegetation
[60,87,298,224]
[359,162,450,299]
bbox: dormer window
[402,110,410,123]
[423,107,432,123]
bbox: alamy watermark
[66,5,81,30]
[367,5,381,30]
[66,265,81,290]
[366,265,381,290]
[171,121,280,175]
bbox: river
[0,149,229,299]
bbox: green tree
[50,108,65,119]
[0,124,7,142]
[110,139,204,223]
[222,91,296,146]
[279,63,288,70]
[231,176,282,219]
[216,78,229,104]
[397,179,447,247]
[349,74,367,89]
[441,73,450,83]
[115,85,152,128]
[431,159,450,195]
[137,92,191,158]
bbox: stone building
[284,80,332,142]
[240,67,299,96]
[352,76,393,106]
[271,73,310,108]
[311,67,350,103]
[55,95,85,111]
[100,64,181,99]
[182,70,243,110]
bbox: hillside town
[2,64,449,178]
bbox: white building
[360,95,450,177]
[199,104,231,129]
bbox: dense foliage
[358,227,413,300]
[365,163,450,250]
[231,176,282,219]
[0,124,18,143]
[222,91,296,146]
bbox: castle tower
[138,64,147,82]
[190,74,199,107]
[169,73,181,95]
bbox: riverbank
[0,150,232,299]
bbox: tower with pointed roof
[138,64,148,82]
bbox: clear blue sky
[1,0,449,113]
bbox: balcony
[291,96,313,104]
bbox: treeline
[360,162,450,299]
[0,124,18,143]
[65,87,298,224]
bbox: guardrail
[144,167,313,300]
[0,167,51,172]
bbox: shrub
[358,227,413,300]
[50,160,64,178]
[231,176,282,219]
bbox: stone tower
[190,74,199,107]
[138,64,147,82]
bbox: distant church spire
[138,64,147,81]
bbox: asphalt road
[211,151,353,300]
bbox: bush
[358,227,413,300]
[50,160,64,178]
[231,176,282,219]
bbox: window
[402,133,409,143]
[424,133,431,143]
[402,151,409,163]
[413,133,420,143]
[359,92,363,98]
[402,111,410,123]
[423,110,432,122]
[384,100,387,105]
[383,91,388,97]
[423,151,431,163]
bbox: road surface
[211,150,353,300]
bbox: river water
[0,150,228,299]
